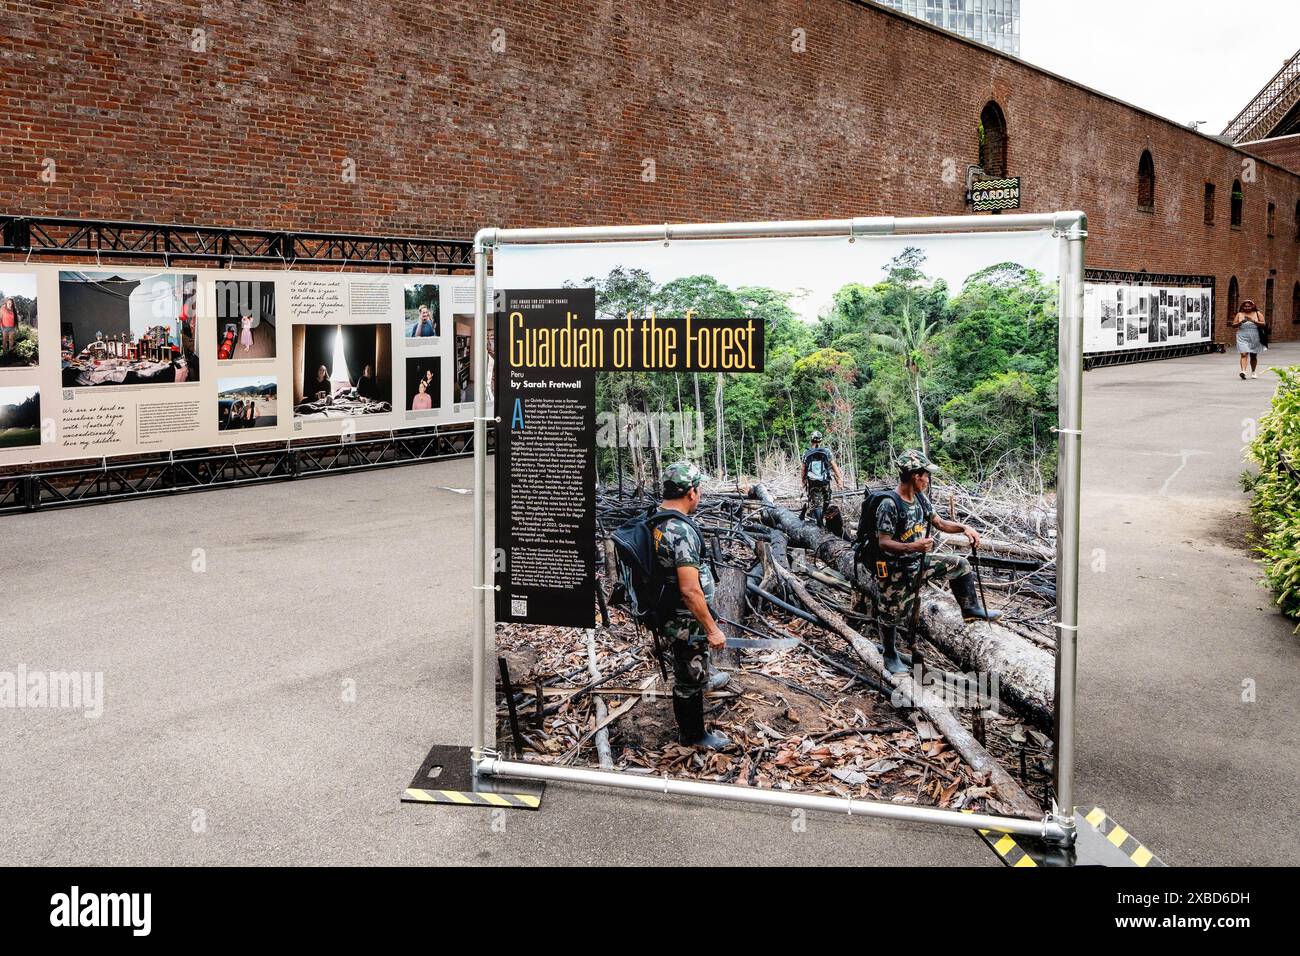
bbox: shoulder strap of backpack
[663,511,714,576]
[646,509,684,531]
[865,490,906,541]
[644,509,704,557]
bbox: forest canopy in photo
[575,248,1059,490]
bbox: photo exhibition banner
[0,265,488,467]
[494,287,764,628]
[491,230,1065,816]
[1082,270,1213,354]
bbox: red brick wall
[1240,135,1300,177]
[3,0,1298,342]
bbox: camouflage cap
[662,460,703,497]
[810,430,823,441]
[894,449,939,474]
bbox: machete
[723,636,801,650]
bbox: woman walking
[1232,299,1265,379]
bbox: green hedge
[1246,365,1300,631]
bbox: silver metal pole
[470,228,496,769]
[490,212,1064,246]
[479,756,1068,841]
[1053,212,1087,831]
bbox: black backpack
[804,446,832,484]
[610,508,705,632]
[854,488,907,574]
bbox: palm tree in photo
[871,248,938,456]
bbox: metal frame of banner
[467,212,1086,846]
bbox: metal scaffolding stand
[1083,341,1222,370]
[0,214,474,271]
[0,425,479,514]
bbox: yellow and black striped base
[1082,806,1164,867]
[976,806,1165,867]
[403,787,541,809]
[979,828,1043,867]
[401,745,545,812]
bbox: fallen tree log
[762,532,1043,818]
[748,483,1054,729]
[917,594,1055,729]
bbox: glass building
[876,0,1020,57]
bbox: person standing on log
[862,449,1001,674]
[654,461,732,750]
[801,430,844,528]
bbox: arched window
[1292,281,1299,324]
[1227,276,1239,319]
[1231,180,1243,227]
[979,101,1008,177]
[1137,151,1155,212]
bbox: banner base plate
[402,744,546,810]
[978,806,1165,867]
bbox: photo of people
[404,283,440,338]
[216,280,276,361]
[291,323,392,418]
[405,357,441,412]
[453,313,474,403]
[58,271,199,387]
[218,376,278,431]
[492,231,1064,815]
[0,272,38,369]
[0,384,39,449]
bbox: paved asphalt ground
[2,345,1297,866]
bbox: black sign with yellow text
[971,177,1021,211]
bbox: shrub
[1246,365,1300,631]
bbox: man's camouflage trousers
[857,554,971,626]
[806,481,831,522]
[658,618,710,698]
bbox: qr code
[62,389,74,401]
[293,421,302,431]
[511,597,528,617]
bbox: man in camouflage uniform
[653,461,731,750]
[861,449,1001,674]
[801,430,844,528]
